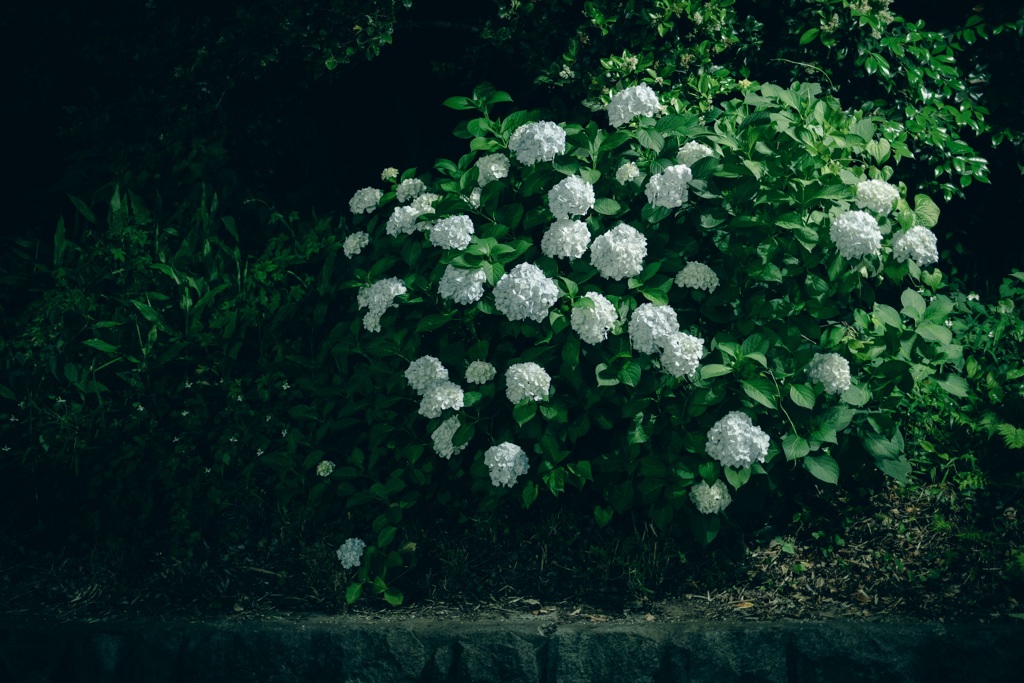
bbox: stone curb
[1,616,1021,682]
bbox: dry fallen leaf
[644,613,656,622]
[734,601,755,609]
[852,590,871,604]
[585,614,608,622]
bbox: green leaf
[935,374,969,398]
[68,195,96,224]
[841,384,871,406]
[595,363,621,387]
[789,384,816,410]
[863,432,899,459]
[82,339,119,354]
[618,361,642,387]
[799,27,820,45]
[442,96,476,111]
[875,455,911,483]
[724,466,752,489]
[900,288,926,321]
[416,314,453,333]
[742,378,777,409]
[513,401,538,426]
[700,364,733,379]
[594,505,613,528]
[522,480,539,508]
[913,194,940,227]
[873,303,902,329]
[804,454,840,484]
[916,323,952,345]
[636,128,665,153]
[594,198,622,215]
[377,526,397,548]
[345,582,363,604]
[383,588,404,606]
[782,434,810,460]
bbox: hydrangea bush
[337,79,963,550]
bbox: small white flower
[316,460,335,477]
[541,219,591,260]
[466,361,497,384]
[1,446,10,452]
[629,303,680,354]
[357,277,407,333]
[55,396,66,404]
[438,264,487,304]
[229,436,238,443]
[891,226,939,267]
[945,319,953,328]
[615,162,640,184]
[706,411,770,469]
[689,480,732,515]
[137,405,145,412]
[430,215,475,250]
[966,293,980,302]
[431,416,466,460]
[484,442,530,488]
[266,415,272,422]
[281,428,288,437]
[418,381,464,419]
[855,179,899,215]
[645,164,693,208]
[590,223,648,281]
[405,356,450,395]
[396,178,427,203]
[336,537,366,569]
[493,263,559,323]
[830,210,882,259]
[607,84,661,128]
[677,141,714,167]
[509,121,566,166]
[281,381,291,391]
[381,167,399,180]
[807,353,852,395]
[660,332,704,379]
[256,448,264,456]
[475,153,511,186]
[349,187,383,215]
[675,261,719,293]
[505,362,551,404]
[547,175,595,219]
[343,232,370,258]
[571,292,618,344]
[184,380,193,388]
[181,410,190,417]
[173,436,180,443]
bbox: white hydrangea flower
[689,480,732,515]
[476,153,510,186]
[508,121,566,166]
[493,263,559,323]
[892,226,939,267]
[607,84,661,128]
[386,205,426,236]
[466,360,497,384]
[380,167,399,181]
[706,411,771,469]
[660,332,704,379]
[645,164,693,208]
[336,537,366,569]
[571,292,618,344]
[438,264,487,304]
[343,232,370,258]
[807,353,852,395]
[590,223,648,281]
[431,416,466,460]
[356,277,406,333]
[349,187,382,215]
[675,261,719,293]
[504,362,551,404]
[830,210,882,259]
[430,215,475,250]
[418,381,464,419]
[547,175,595,219]
[677,141,714,167]
[411,192,440,213]
[316,460,336,477]
[466,187,482,209]
[484,442,530,488]
[629,303,680,354]
[541,219,591,260]
[396,178,427,203]
[405,356,449,395]
[616,161,640,184]
[855,179,900,215]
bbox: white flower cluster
[343,232,370,258]
[493,263,559,322]
[830,210,882,259]
[892,226,939,267]
[484,442,530,488]
[431,416,466,460]
[689,480,732,515]
[405,356,449,395]
[590,223,647,280]
[807,353,852,395]
[541,219,591,260]
[505,362,551,404]
[465,360,497,384]
[357,277,406,332]
[855,179,899,215]
[316,460,335,477]
[509,121,566,166]
[706,411,771,469]
[645,164,693,208]
[438,264,487,304]
[411,192,440,213]
[607,84,661,128]
[675,261,719,293]
[396,178,427,203]
[419,381,464,419]
[475,153,510,186]
[571,292,618,344]
[660,332,704,379]
[616,161,640,184]
[547,175,595,219]
[628,303,679,354]
[677,141,714,167]
[465,187,482,209]
[349,187,382,215]
[386,204,430,236]
[381,167,398,180]
[336,537,366,569]
[430,215,475,250]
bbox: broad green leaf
[522,480,539,508]
[841,384,871,406]
[594,198,622,215]
[442,96,475,111]
[383,588,404,606]
[799,27,820,45]
[595,363,621,387]
[916,323,952,345]
[863,432,899,459]
[900,288,926,321]
[875,455,911,483]
[345,582,363,604]
[936,374,969,398]
[416,314,453,333]
[724,466,752,489]
[700,364,733,379]
[377,526,397,548]
[782,434,810,460]
[804,454,840,484]
[82,339,119,354]
[789,384,816,410]
[913,194,940,227]
[618,361,642,387]
[513,401,538,426]
[742,378,777,409]
[636,128,665,153]
[873,303,902,329]
[594,505,613,528]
